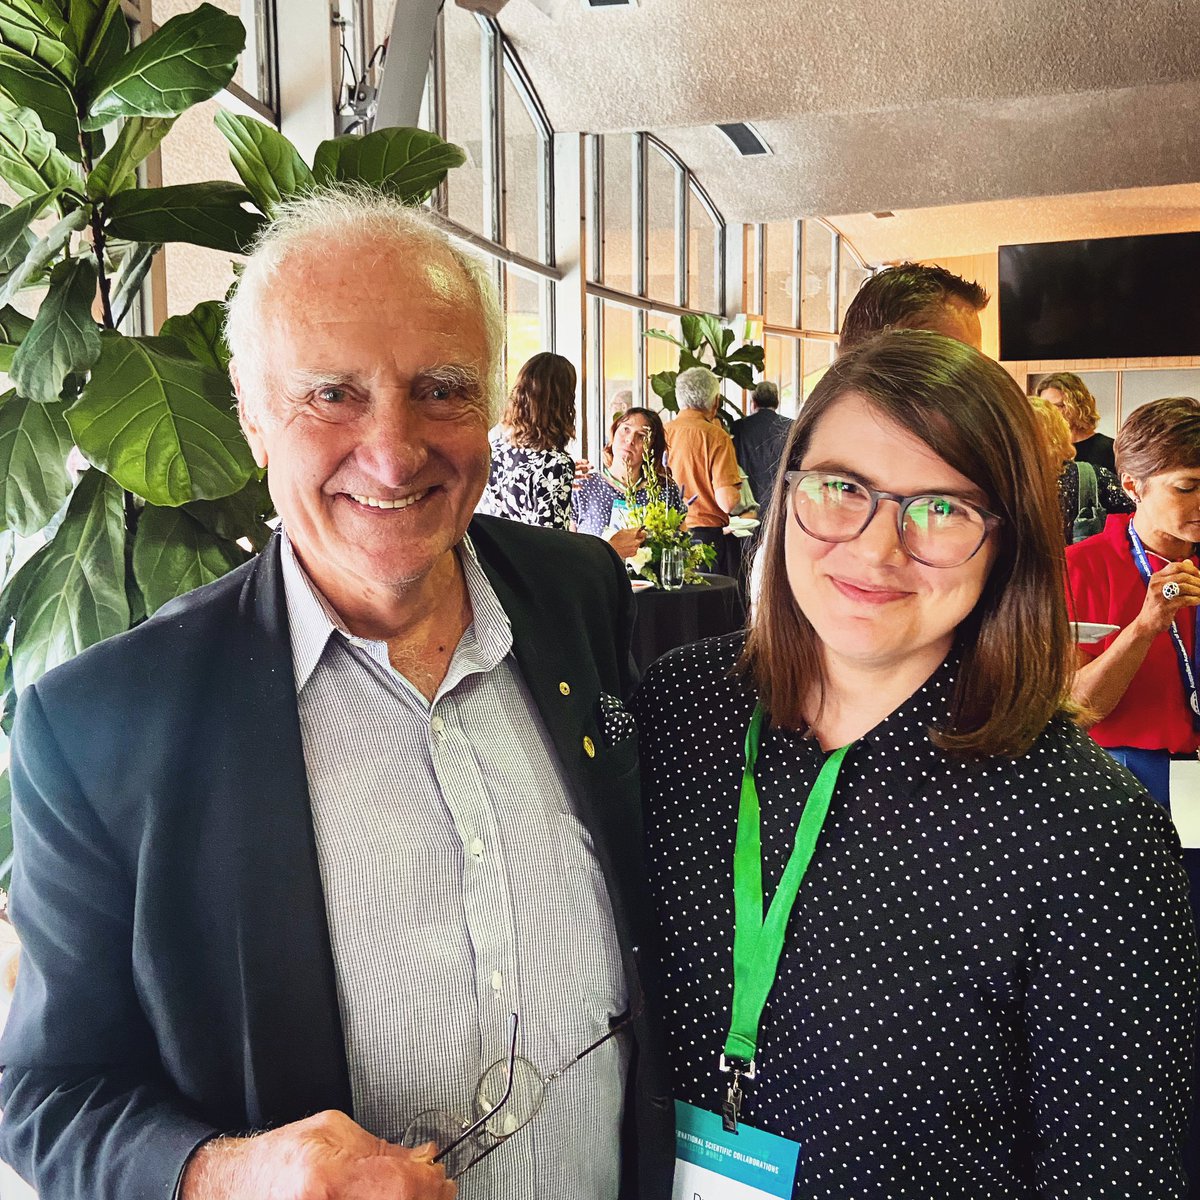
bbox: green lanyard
[720,703,851,1132]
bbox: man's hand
[180,1110,456,1200]
[606,526,647,559]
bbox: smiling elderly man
[0,189,672,1200]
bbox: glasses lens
[402,1108,480,1180]
[792,473,873,541]
[901,495,987,566]
[474,1055,546,1138]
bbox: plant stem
[79,133,115,330]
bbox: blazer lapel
[218,539,353,1126]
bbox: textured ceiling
[497,0,1200,245]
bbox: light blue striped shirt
[280,532,628,1200]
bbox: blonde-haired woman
[1028,394,1131,544]
[1036,371,1115,473]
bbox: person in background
[607,386,634,431]
[838,261,988,353]
[478,351,576,529]
[572,407,683,560]
[664,366,742,576]
[1028,394,1132,544]
[637,331,1196,1198]
[731,381,792,519]
[1036,371,1116,473]
[1066,394,1200,1197]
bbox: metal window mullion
[715,216,726,316]
[633,134,648,298]
[793,220,803,330]
[431,9,447,212]
[634,307,646,406]
[592,135,604,284]
[590,295,604,461]
[481,17,503,247]
[794,337,803,407]
[755,224,765,315]
[675,167,687,308]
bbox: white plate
[1072,621,1120,644]
[629,578,654,592]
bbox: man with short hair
[839,262,988,353]
[731,381,792,517]
[0,189,672,1200]
[664,366,742,576]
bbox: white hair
[224,184,505,420]
[676,365,720,411]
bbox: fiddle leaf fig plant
[0,0,466,884]
[645,312,765,427]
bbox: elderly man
[839,262,988,353]
[730,381,792,518]
[0,190,672,1200]
[664,367,742,577]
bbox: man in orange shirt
[664,367,743,577]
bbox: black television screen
[998,232,1200,361]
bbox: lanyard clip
[718,1054,755,1133]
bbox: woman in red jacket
[1067,395,1200,805]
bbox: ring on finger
[1163,580,1182,601]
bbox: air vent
[716,122,771,156]
[584,0,635,8]
[871,210,896,219]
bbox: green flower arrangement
[621,446,715,586]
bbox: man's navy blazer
[0,515,674,1200]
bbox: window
[764,221,795,327]
[645,312,678,411]
[645,146,677,304]
[763,334,800,417]
[601,135,634,294]
[838,254,870,331]
[602,302,636,427]
[442,3,487,236]
[801,222,836,333]
[801,338,835,402]
[503,268,548,397]
[502,69,545,262]
[688,184,719,314]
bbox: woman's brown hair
[1114,395,1200,482]
[738,329,1074,759]
[502,352,576,452]
[1035,371,1100,437]
[1027,395,1076,468]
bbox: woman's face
[613,414,652,465]
[784,392,998,681]
[1126,467,1200,553]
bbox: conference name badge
[673,1101,801,1200]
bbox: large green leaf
[10,254,101,403]
[133,503,248,614]
[644,328,685,350]
[75,0,127,84]
[108,240,158,327]
[68,330,255,506]
[184,472,272,548]
[312,128,465,203]
[104,181,262,253]
[83,3,244,130]
[0,100,78,198]
[160,299,229,373]
[0,205,90,306]
[5,468,128,691]
[0,0,79,83]
[86,115,174,198]
[0,46,80,159]
[0,389,75,534]
[214,110,313,215]
[724,345,765,368]
[720,362,756,391]
[0,187,60,269]
[0,306,33,371]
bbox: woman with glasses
[634,331,1196,1198]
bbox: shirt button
[559,681,571,696]
[469,837,485,858]
[491,970,503,992]
[431,715,445,734]
[583,735,596,758]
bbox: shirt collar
[280,530,513,694]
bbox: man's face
[235,236,493,624]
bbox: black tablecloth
[630,573,745,671]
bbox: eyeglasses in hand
[401,1009,632,1179]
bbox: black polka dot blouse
[633,633,1198,1199]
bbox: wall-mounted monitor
[998,232,1200,361]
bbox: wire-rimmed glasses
[400,1009,632,1179]
[784,470,1001,568]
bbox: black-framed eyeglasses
[400,1009,632,1179]
[784,470,1001,568]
